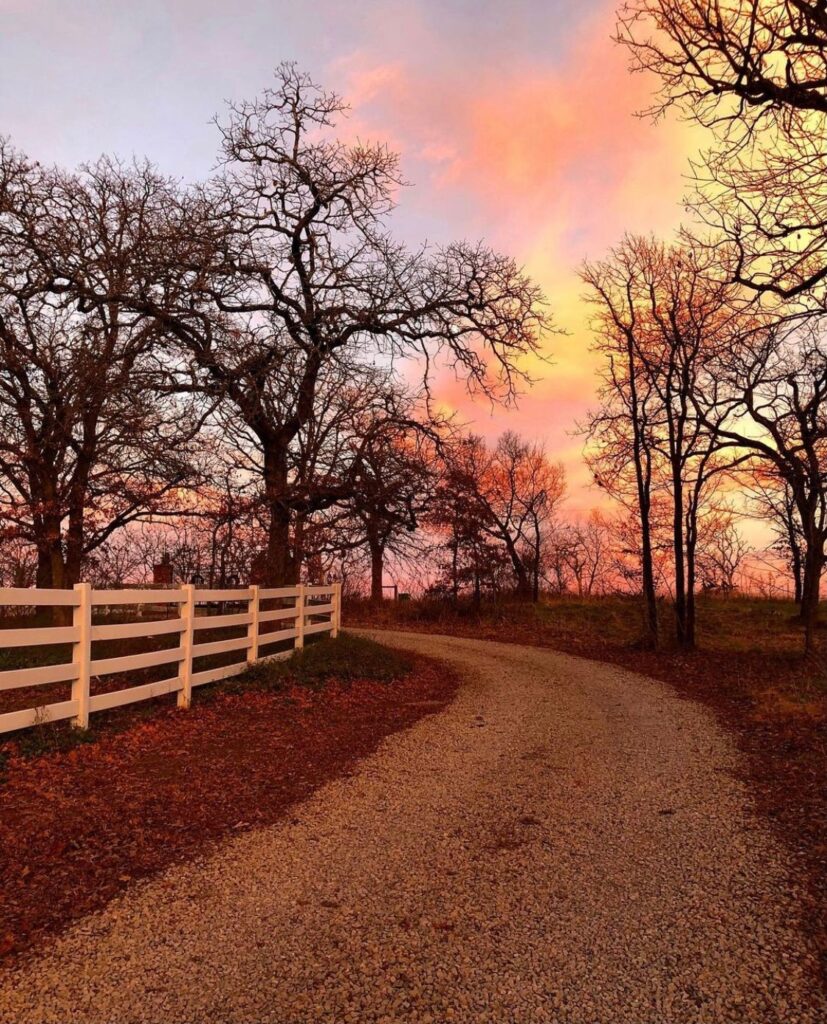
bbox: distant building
[152,554,175,586]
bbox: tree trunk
[501,533,530,599]
[791,543,804,605]
[64,479,88,591]
[671,470,690,649]
[786,512,804,604]
[263,443,296,586]
[685,535,697,651]
[266,506,295,586]
[43,527,71,624]
[368,532,384,603]
[639,504,659,649]
[64,539,84,592]
[625,328,658,649]
[36,546,53,588]
[514,572,531,600]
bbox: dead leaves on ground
[0,661,457,963]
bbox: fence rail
[0,582,342,736]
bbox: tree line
[4,4,827,655]
[574,0,827,652]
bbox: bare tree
[618,2,827,129]
[103,65,547,586]
[583,241,660,644]
[0,146,201,596]
[616,11,827,644]
[348,412,440,604]
[696,510,751,592]
[560,513,616,597]
[0,535,36,588]
[491,433,566,601]
[206,352,415,583]
[749,469,806,603]
[0,69,548,589]
[617,1,827,304]
[273,375,444,600]
[584,237,738,647]
[432,432,565,601]
[704,315,827,648]
[428,439,507,602]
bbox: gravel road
[1,631,823,1024]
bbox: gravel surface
[1,630,823,1023]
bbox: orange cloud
[332,2,704,520]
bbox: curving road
[1,631,823,1023]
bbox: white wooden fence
[0,582,342,735]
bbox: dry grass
[348,593,827,704]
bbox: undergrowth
[1,633,411,770]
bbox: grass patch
[225,632,414,694]
[12,718,101,759]
[347,592,814,658]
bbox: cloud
[326,3,703,516]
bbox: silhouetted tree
[349,415,440,604]
[584,236,740,647]
[751,472,806,603]
[704,315,827,649]
[618,1,827,304]
[431,432,564,601]
[0,146,200,596]
[696,510,750,592]
[114,65,549,586]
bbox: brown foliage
[0,647,457,963]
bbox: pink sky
[0,0,705,517]
[328,5,705,514]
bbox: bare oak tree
[618,1,827,303]
[0,68,547,589]
[140,65,548,585]
[0,145,199,596]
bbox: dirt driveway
[1,631,823,1023]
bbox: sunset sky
[0,0,706,515]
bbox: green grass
[223,632,414,694]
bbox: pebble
[1,631,823,1023]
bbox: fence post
[295,584,305,650]
[247,585,260,664]
[331,582,341,638]
[177,583,195,709]
[71,582,91,729]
